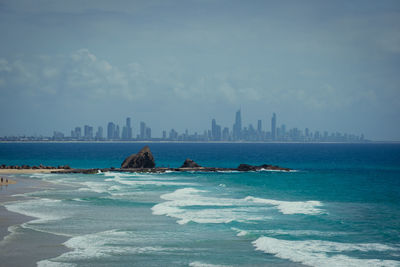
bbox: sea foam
[152,188,271,224]
[245,196,324,215]
[46,229,183,262]
[253,236,400,267]
[152,187,325,224]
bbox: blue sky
[0,0,399,140]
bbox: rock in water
[180,158,201,168]
[121,146,156,168]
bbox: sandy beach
[0,175,71,266]
[0,179,16,186]
[0,169,66,174]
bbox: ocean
[0,143,399,266]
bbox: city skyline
[0,1,399,141]
[2,110,365,142]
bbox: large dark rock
[121,146,156,168]
[180,158,201,168]
[237,164,255,171]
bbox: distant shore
[0,140,398,144]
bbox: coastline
[0,175,71,266]
[0,169,66,174]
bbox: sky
[0,0,399,141]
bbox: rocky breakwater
[54,146,291,174]
[0,164,71,170]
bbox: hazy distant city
[1,110,366,143]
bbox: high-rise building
[257,120,262,133]
[233,109,242,140]
[107,122,115,140]
[74,127,81,139]
[122,117,133,140]
[222,127,230,140]
[140,122,146,139]
[115,125,120,139]
[145,127,151,139]
[84,125,93,139]
[271,113,276,140]
[211,119,222,141]
[127,117,132,139]
[96,126,103,139]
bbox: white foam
[103,172,196,187]
[259,168,299,172]
[245,196,324,215]
[231,227,249,237]
[103,171,134,177]
[115,179,196,187]
[78,181,110,193]
[253,236,400,267]
[189,261,231,267]
[37,260,76,267]
[216,170,239,173]
[46,230,184,261]
[153,187,325,225]
[4,198,68,224]
[231,228,352,238]
[152,188,270,224]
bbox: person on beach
[6,178,8,183]
[1,177,3,183]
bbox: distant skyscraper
[233,109,242,140]
[115,125,120,139]
[140,122,146,139]
[96,126,103,139]
[257,120,262,133]
[107,122,115,140]
[145,127,151,139]
[84,125,93,139]
[271,113,276,140]
[211,119,221,141]
[222,127,230,140]
[72,126,82,139]
[122,117,133,140]
[126,117,132,139]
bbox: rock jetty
[180,158,201,168]
[52,146,291,174]
[0,164,71,170]
[1,146,291,174]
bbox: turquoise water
[1,143,400,266]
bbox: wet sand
[0,175,71,266]
[0,169,66,174]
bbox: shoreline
[0,179,16,186]
[0,175,71,266]
[0,169,66,174]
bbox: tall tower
[107,122,115,140]
[271,113,276,141]
[212,119,217,140]
[126,117,132,139]
[233,109,242,140]
[140,122,146,139]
